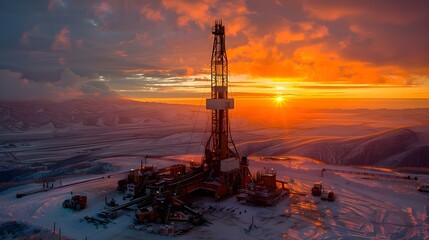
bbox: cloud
[300,0,429,70]
[216,0,251,36]
[20,25,41,46]
[51,27,71,50]
[227,16,249,37]
[274,21,329,44]
[229,35,299,78]
[93,2,112,26]
[275,22,329,43]
[222,1,429,86]
[115,50,127,58]
[48,0,65,12]
[228,33,419,86]
[140,5,165,21]
[2,0,429,100]
[291,44,418,85]
[161,0,250,33]
[94,2,111,17]
[302,0,429,24]
[0,69,116,101]
[119,32,153,47]
[162,0,215,28]
[81,80,115,97]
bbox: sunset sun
[274,95,285,107]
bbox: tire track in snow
[329,189,419,239]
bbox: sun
[274,95,285,107]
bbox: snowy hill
[237,128,429,168]
[1,98,428,171]
[0,98,198,132]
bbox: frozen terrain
[0,156,428,239]
[0,98,428,239]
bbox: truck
[321,190,335,201]
[62,195,87,211]
[417,184,429,192]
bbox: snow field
[2,156,427,239]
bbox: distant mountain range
[0,98,196,132]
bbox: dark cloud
[0,68,116,101]
[301,0,429,69]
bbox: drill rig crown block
[212,19,225,35]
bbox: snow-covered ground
[1,99,428,239]
[0,155,428,239]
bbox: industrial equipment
[98,21,288,234]
[135,206,158,224]
[236,168,288,206]
[117,165,157,196]
[321,190,335,201]
[62,195,87,211]
[105,196,118,207]
[115,20,253,202]
[134,195,202,225]
[311,181,323,196]
[202,19,252,200]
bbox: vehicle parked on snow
[417,184,429,192]
[321,190,335,201]
[311,181,323,196]
[62,195,87,211]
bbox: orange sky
[1,0,429,104]
[121,0,429,105]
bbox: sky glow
[0,0,428,104]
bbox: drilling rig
[105,21,286,226]
[203,19,251,199]
[203,20,288,204]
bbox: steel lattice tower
[205,19,239,177]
